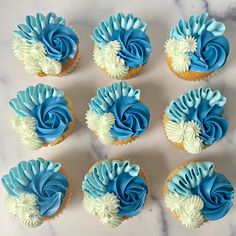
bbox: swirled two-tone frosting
[170,12,225,40]
[2,158,68,218]
[10,84,72,143]
[167,161,215,196]
[92,13,147,48]
[90,81,140,115]
[14,12,65,43]
[165,87,226,122]
[82,160,140,198]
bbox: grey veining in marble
[1,0,236,236]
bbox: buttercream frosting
[89,81,140,115]
[82,160,140,198]
[92,13,147,48]
[167,161,215,196]
[170,12,225,40]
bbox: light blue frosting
[82,160,140,198]
[109,96,150,140]
[31,97,72,142]
[165,87,226,122]
[189,30,229,72]
[14,12,65,43]
[91,13,147,48]
[9,84,64,117]
[24,170,68,217]
[111,29,152,68]
[89,81,140,115]
[170,12,225,40]
[2,158,61,196]
[107,172,148,217]
[192,173,234,220]
[167,161,215,196]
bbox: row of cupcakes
[9,82,228,154]
[2,158,234,229]
[13,12,229,80]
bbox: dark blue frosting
[187,100,228,145]
[107,172,148,217]
[24,171,68,217]
[31,97,72,142]
[40,24,79,62]
[111,29,152,68]
[192,173,234,220]
[189,30,229,72]
[108,96,150,140]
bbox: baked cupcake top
[86,81,150,144]
[2,158,69,228]
[12,12,79,76]
[164,87,228,153]
[9,83,74,150]
[82,159,148,228]
[164,161,234,229]
[92,13,152,79]
[165,12,229,74]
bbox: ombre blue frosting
[92,13,147,48]
[188,30,229,72]
[167,161,215,196]
[107,172,148,217]
[108,96,150,140]
[90,81,140,115]
[24,170,68,217]
[82,160,140,198]
[31,97,72,142]
[111,29,152,68]
[170,12,225,40]
[165,87,226,122]
[1,158,61,196]
[14,12,65,43]
[192,173,234,220]
[187,100,228,145]
[9,84,64,117]
[40,24,79,62]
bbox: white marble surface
[1,0,236,235]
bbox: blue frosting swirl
[82,160,140,198]
[111,29,152,68]
[14,12,65,43]
[40,24,79,62]
[24,170,68,217]
[167,161,215,196]
[170,12,225,40]
[192,173,234,220]
[9,84,64,117]
[90,81,140,115]
[188,30,229,72]
[165,87,226,122]
[108,96,150,140]
[2,158,61,196]
[31,97,72,142]
[107,172,148,217]
[92,13,147,48]
[187,100,228,145]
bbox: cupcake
[82,159,148,228]
[165,12,229,81]
[92,13,152,80]
[85,81,150,145]
[164,161,234,229]
[2,158,71,228]
[163,87,228,153]
[12,12,79,77]
[9,83,75,150]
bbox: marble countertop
[1,0,236,235]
